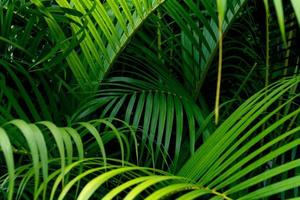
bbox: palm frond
[0,118,138,200]
[179,76,300,198]
[272,0,300,44]
[1,0,300,199]
[72,0,252,171]
[30,0,167,90]
[2,77,300,199]
[71,62,210,171]
[163,0,248,98]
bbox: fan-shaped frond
[71,62,211,171]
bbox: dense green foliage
[0,0,300,199]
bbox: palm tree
[0,0,300,199]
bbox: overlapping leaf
[0,118,138,200]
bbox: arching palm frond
[1,0,300,199]
[179,76,300,199]
[2,76,300,199]
[70,0,252,171]
[71,60,210,171]
[30,0,167,90]
[163,0,248,98]
[0,118,138,200]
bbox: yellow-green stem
[215,14,223,125]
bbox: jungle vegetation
[0,0,300,199]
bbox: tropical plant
[0,0,300,199]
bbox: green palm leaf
[30,0,167,90]
[0,118,138,200]
[1,0,300,199]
